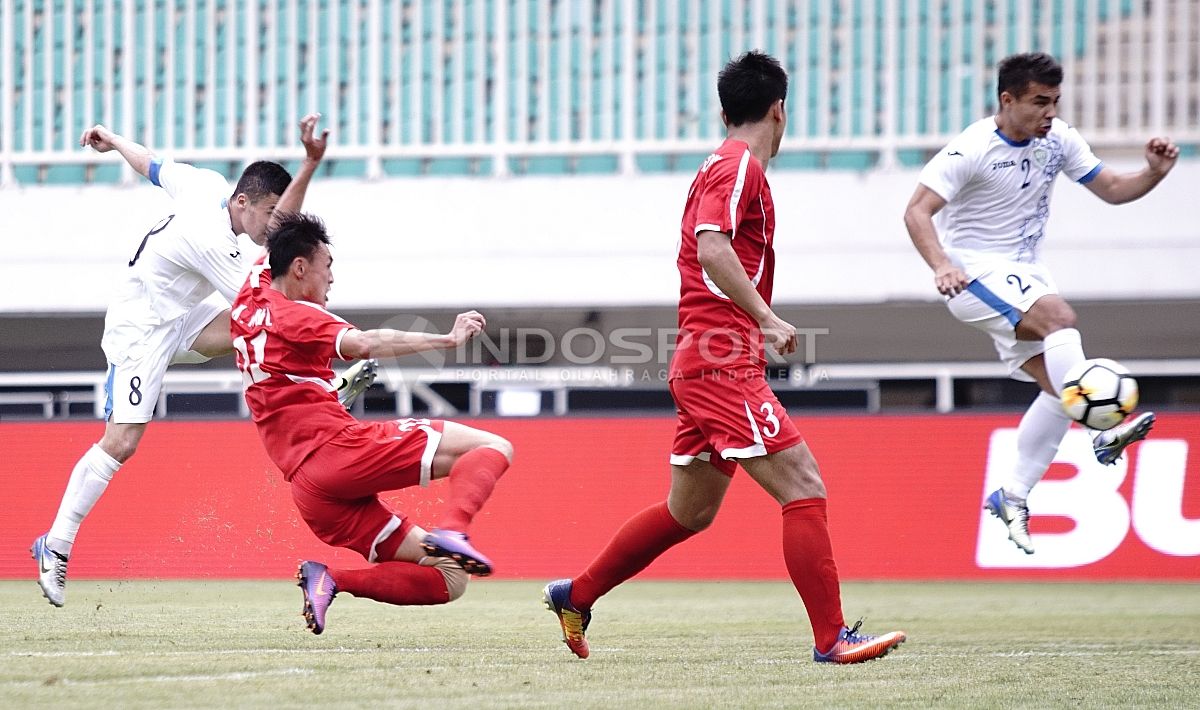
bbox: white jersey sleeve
[149,158,232,203]
[917,134,981,204]
[1058,124,1103,183]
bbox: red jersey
[670,138,776,378]
[231,260,356,479]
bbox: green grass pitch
[2,580,1197,709]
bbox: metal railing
[2,359,1198,419]
[2,0,1198,184]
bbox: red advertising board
[2,414,1197,580]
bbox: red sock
[438,447,509,531]
[570,501,695,610]
[782,498,846,652]
[330,562,450,606]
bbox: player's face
[1002,81,1060,141]
[238,194,282,245]
[298,244,335,306]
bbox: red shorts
[668,371,803,476]
[289,418,445,562]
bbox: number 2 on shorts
[1006,273,1031,295]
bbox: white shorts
[946,261,1058,382]
[102,298,227,423]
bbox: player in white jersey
[30,114,372,607]
[903,52,1178,555]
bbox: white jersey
[918,116,1102,267]
[102,159,251,363]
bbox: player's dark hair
[997,52,1063,100]
[233,160,292,202]
[268,212,331,276]
[717,51,788,126]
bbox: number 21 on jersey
[233,332,270,386]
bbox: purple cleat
[296,561,337,635]
[420,528,494,576]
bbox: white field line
[755,648,1200,664]
[3,668,312,688]
[7,647,430,658]
[10,645,1198,664]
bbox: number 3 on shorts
[759,401,780,438]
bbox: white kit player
[903,52,1178,554]
[31,115,373,606]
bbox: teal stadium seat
[3,0,1189,183]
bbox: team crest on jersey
[1035,135,1065,177]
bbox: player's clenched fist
[1144,136,1179,175]
[449,311,487,345]
[79,124,118,152]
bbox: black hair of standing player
[717,51,789,126]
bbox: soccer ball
[1060,358,1139,431]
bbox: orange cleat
[813,619,906,664]
[543,579,591,659]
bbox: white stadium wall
[1,158,1197,313]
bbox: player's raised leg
[1093,411,1156,465]
[419,422,513,576]
[184,308,237,360]
[334,358,379,409]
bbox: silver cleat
[31,534,69,607]
[336,358,378,409]
[984,488,1034,554]
[1093,411,1155,466]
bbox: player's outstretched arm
[340,311,486,360]
[1084,137,1180,205]
[270,113,330,231]
[79,124,155,179]
[903,184,969,296]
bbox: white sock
[47,444,121,556]
[1005,391,1072,500]
[1043,327,1085,395]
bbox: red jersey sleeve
[691,148,763,240]
[288,301,354,362]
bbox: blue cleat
[296,561,337,635]
[31,534,68,608]
[543,579,591,659]
[420,529,493,576]
[1093,411,1155,466]
[813,619,906,664]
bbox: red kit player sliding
[231,212,511,634]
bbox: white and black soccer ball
[1060,358,1139,431]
